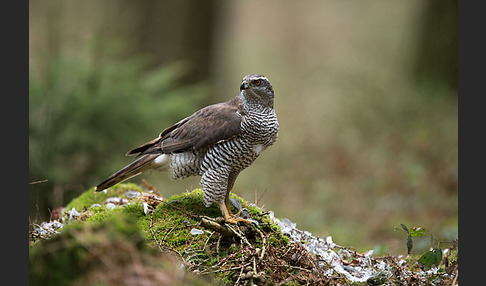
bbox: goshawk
[95,74,279,224]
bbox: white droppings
[125,190,141,198]
[143,202,148,215]
[190,228,205,235]
[106,203,116,210]
[268,212,383,283]
[68,207,80,222]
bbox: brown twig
[149,213,164,252]
[270,264,312,273]
[227,224,251,247]
[216,233,221,263]
[234,265,245,285]
[255,227,267,260]
[200,217,234,237]
[451,269,458,286]
[161,224,178,245]
[202,231,214,251]
[29,179,48,185]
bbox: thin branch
[29,179,48,185]
[149,212,163,252]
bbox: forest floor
[29,183,458,285]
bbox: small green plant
[396,223,456,271]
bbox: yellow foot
[225,216,254,225]
[219,202,255,225]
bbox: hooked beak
[240,80,249,91]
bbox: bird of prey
[95,74,279,224]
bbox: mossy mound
[29,184,317,285]
[30,183,459,285]
[29,211,214,286]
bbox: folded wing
[127,96,244,156]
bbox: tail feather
[94,154,159,192]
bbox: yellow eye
[254,80,261,86]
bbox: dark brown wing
[127,96,244,156]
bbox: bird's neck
[240,92,274,112]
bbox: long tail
[94,154,160,192]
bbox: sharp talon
[225,217,240,225]
[220,200,256,225]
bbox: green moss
[219,273,236,285]
[162,189,221,218]
[228,244,238,254]
[64,183,144,211]
[30,203,215,285]
[29,212,143,285]
[61,185,293,257]
[280,235,290,245]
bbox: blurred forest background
[29,0,457,255]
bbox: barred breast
[200,106,279,206]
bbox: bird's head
[239,74,275,108]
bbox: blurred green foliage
[29,53,208,219]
